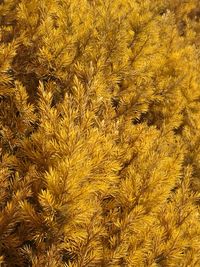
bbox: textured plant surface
[0,0,200,266]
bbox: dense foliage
[0,0,200,266]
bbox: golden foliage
[0,0,200,266]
